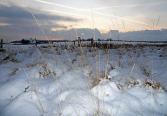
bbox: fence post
[91,38,94,46]
[78,37,81,47]
[34,37,37,46]
[65,41,67,48]
[74,41,75,46]
[0,39,3,48]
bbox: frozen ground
[0,44,167,116]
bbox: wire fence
[3,39,167,49]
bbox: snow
[0,44,167,116]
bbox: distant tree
[98,38,101,41]
[87,38,93,41]
[21,39,30,44]
[107,38,112,41]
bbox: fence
[4,38,167,49]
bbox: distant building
[119,29,167,41]
[161,29,167,32]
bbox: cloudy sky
[0,0,167,40]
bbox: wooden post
[0,39,3,48]
[35,37,37,46]
[78,37,81,47]
[91,38,94,46]
[65,41,67,48]
[74,41,75,46]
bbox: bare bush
[39,64,56,78]
[144,79,163,90]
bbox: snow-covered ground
[0,44,167,116]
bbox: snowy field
[0,44,167,116]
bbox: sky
[0,0,167,40]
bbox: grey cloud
[0,4,80,21]
[0,4,82,40]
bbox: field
[0,44,167,116]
